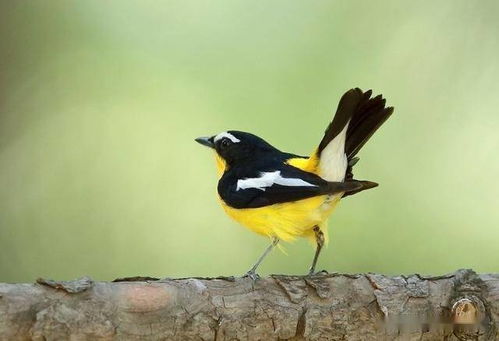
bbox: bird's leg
[308,226,325,275]
[245,237,279,280]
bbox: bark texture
[0,269,498,340]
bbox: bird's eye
[220,139,231,148]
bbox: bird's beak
[195,136,215,149]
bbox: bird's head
[195,131,276,174]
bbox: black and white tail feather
[317,88,394,197]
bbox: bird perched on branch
[196,88,393,278]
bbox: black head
[195,131,276,165]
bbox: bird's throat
[214,153,228,178]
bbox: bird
[195,88,393,278]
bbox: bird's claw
[244,271,261,281]
[307,269,328,277]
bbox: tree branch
[0,269,497,340]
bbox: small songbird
[196,88,393,278]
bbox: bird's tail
[314,88,393,194]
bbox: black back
[215,132,363,208]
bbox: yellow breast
[214,153,339,243]
[219,194,339,242]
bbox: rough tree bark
[0,269,498,340]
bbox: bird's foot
[307,269,329,277]
[244,270,261,281]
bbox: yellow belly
[219,194,340,242]
[216,153,340,243]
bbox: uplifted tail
[316,88,393,194]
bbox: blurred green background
[1,1,498,283]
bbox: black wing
[218,165,364,209]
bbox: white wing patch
[214,132,240,143]
[319,121,349,182]
[236,171,317,192]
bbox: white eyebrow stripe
[236,171,318,191]
[214,132,240,143]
